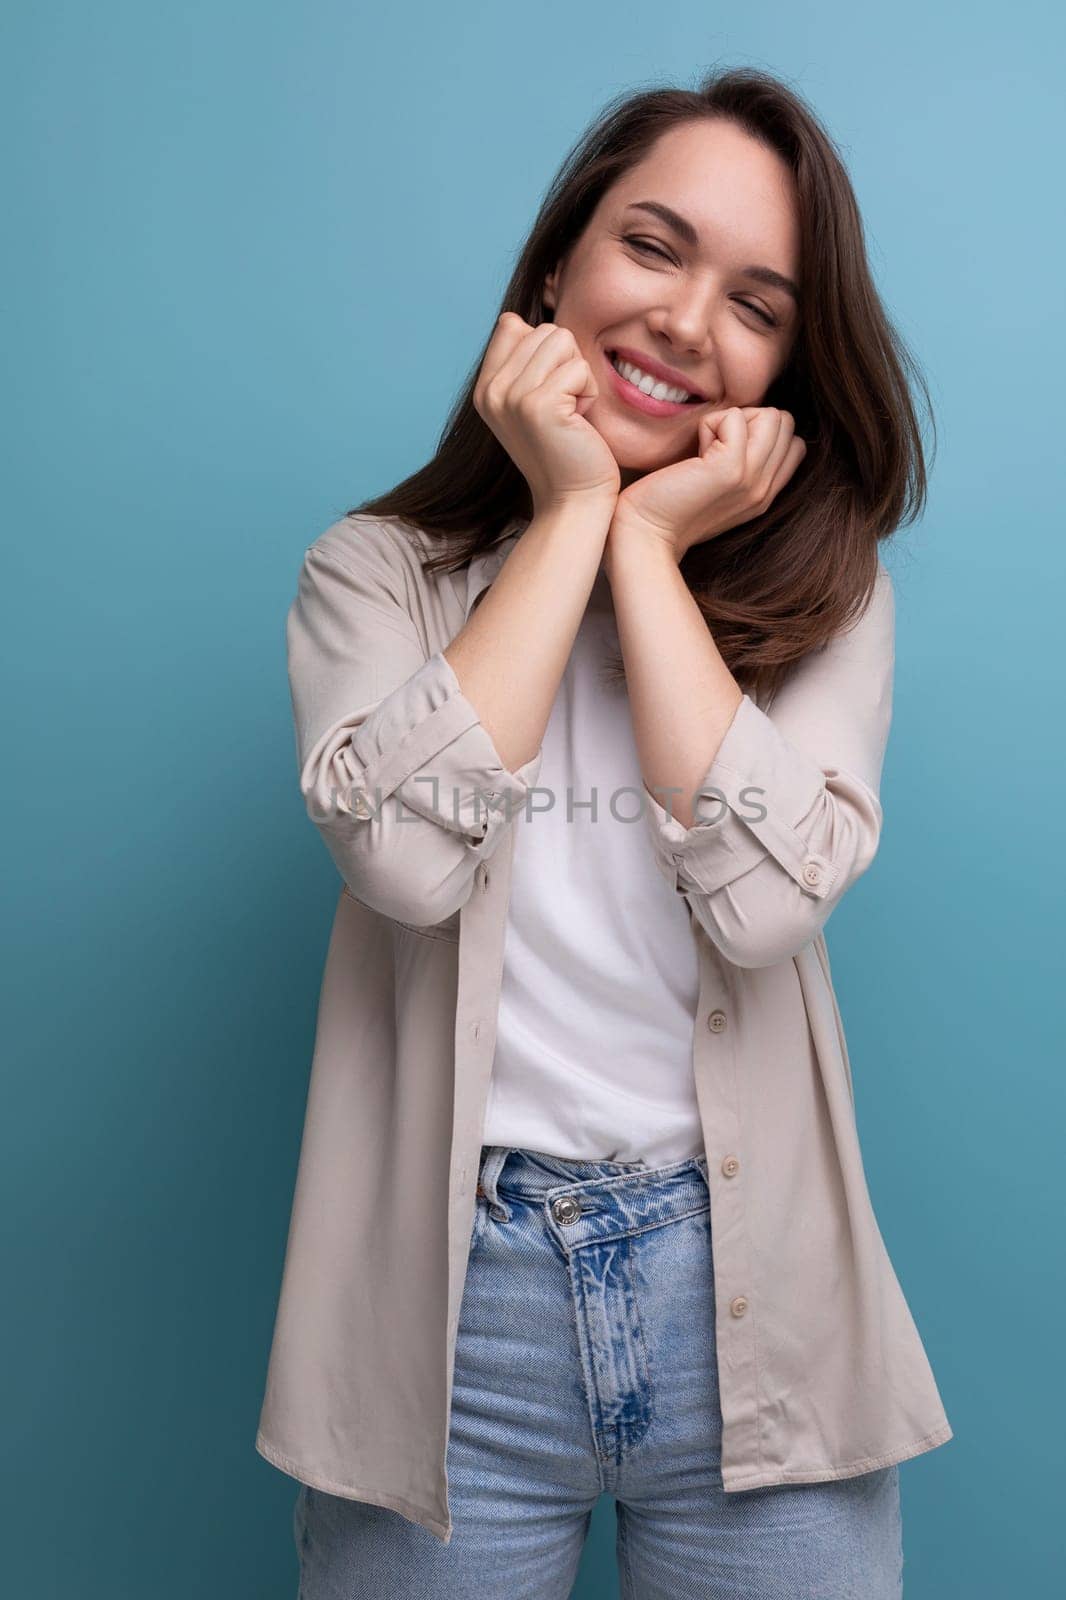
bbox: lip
[598,347,704,419]
[602,348,697,417]
[609,345,707,399]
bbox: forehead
[604,119,800,267]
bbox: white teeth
[610,352,696,404]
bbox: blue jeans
[294,1145,903,1598]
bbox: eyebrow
[622,200,800,304]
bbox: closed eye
[622,235,779,328]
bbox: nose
[652,288,718,371]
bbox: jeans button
[551,1195,582,1225]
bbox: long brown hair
[348,65,935,703]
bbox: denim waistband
[476,1145,710,1241]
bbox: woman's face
[542,118,802,489]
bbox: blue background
[4,2,1063,1594]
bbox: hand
[610,406,807,563]
[473,312,621,516]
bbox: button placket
[697,973,752,1350]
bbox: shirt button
[475,862,490,891]
[551,1195,582,1225]
[721,1155,740,1177]
[707,1009,727,1032]
[351,789,373,819]
[802,860,823,887]
[730,1296,749,1317]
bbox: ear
[542,266,558,314]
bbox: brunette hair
[348,64,935,703]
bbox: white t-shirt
[482,560,705,1166]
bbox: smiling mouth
[606,349,704,404]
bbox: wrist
[604,518,682,583]
[532,490,618,525]
[529,495,616,552]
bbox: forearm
[444,498,615,772]
[605,526,744,831]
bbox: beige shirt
[255,512,954,1545]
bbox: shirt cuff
[344,650,542,847]
[642,692,840,901]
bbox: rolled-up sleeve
[287,522,542,927]
[641,562,895,968]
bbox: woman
[256,66,953,1597]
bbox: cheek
[579,258,654,319]
[721,335,778,397]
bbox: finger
[508,326,593,404]
[763,435,808,505]
[478,314,554,394]
[767,415,802,474]
[522,354,600,413]
[700,406,749,470]
[475,314,534,399]
[747,408,793,483]
[704,405,781,466]
[698,406,748,440]
[541,355,598,412]
[480,325,560,409]
[491,311,539,364]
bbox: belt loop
[476,1146,513,1221]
